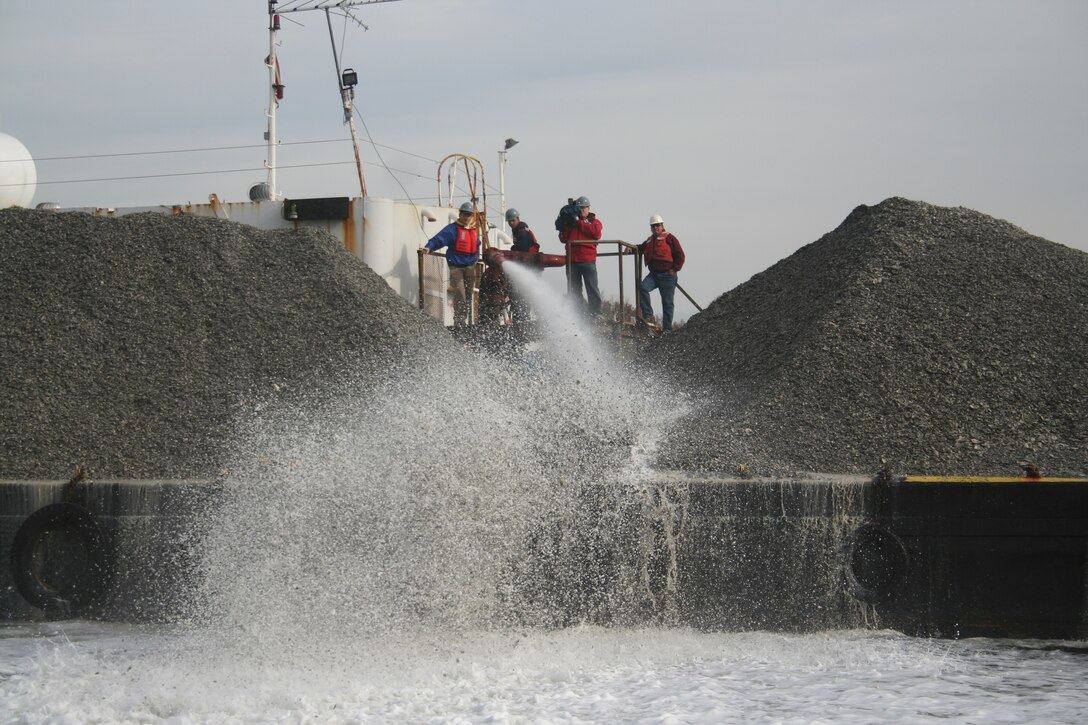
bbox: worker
[557,196,603,316]
[638,214,686,331]
[505,208,539,332]
[421,201,481,329]
[506,208,540,254]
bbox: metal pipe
[325,9,367,197]
[676,282,703,312]
[618,242,625,333]
[499,149,507,221]
[417,248,426,309]
[347,114,368,198]
[266,2,280,199]
[484,248,567,269]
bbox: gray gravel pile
[0,208,457,479]
[647,197,1088,477]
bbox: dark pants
[640,270,677,330]
[568,262,602,315]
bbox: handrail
[418,237,704,332]
[562,240,644,331]
[676,282,703,312]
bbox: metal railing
[566,240,703,334]
[417,240,702,335]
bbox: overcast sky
[2,1,1085,319]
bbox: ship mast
[264,0,401,201]
[265,3,282,199]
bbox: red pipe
[484,248,567,269]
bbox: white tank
[0,133,37,208]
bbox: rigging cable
[12,138,437,164]
[3,159,433,188]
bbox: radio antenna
[264,0,401,200]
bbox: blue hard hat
[458,202,474,214]
[575,196,591,208]
[505,208,519,222]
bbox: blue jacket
[426,222,480,267]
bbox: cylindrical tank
[0,132,37,208]
[361,196,397,276]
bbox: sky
[1,0,1085,320]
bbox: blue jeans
[640,270,677,330]
[568,262,602,315]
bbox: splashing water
[500,261,688,472]
[180,262,692,666]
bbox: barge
[5,472,1087,638]
[653,472,1088,638]
[3,4,1085,639]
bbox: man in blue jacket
[422,201,481,329]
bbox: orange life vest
[454,226,479,255]
[644,234,674,266]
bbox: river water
[2,621,1086,723]
[3,263,1086,723]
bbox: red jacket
[560,216,603,263]
[639,232,685,274]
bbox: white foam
[3,623,1086,723]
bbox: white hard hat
[649,214,664,226]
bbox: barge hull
[4,476,1087,638]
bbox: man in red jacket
[638,214,686,331]
[558,196,604,316]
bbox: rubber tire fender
[844,521,910,604]
[10,502,114,613]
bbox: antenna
[274,0,400,10]
[264,0,402,200]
